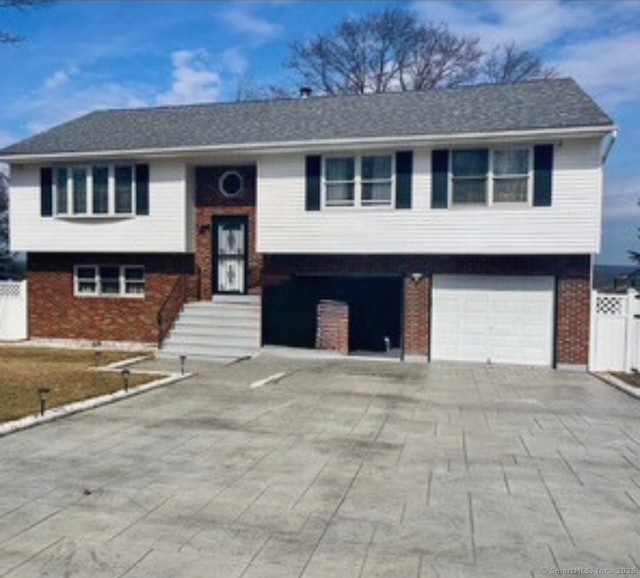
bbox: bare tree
[285,8,480,95]
[234,71,293,102]
[1,0,52,44]
[398,23,482,91]
[482,42,556,84]
[283,8,555,97]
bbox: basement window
[74,265,146,298]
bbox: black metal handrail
[156,275,186,348]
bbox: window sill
[322,205,396,211]
[73,293,145,300]
[447,203,533,210]
[54,214,136,221]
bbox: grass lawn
[0,347,157,424]
[612,372,640,389]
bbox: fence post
[624,289,638,372]
[626,289,638,372]
[589,290,597,371]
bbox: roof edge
[1,124,616,163]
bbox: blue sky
[0,0,638,265]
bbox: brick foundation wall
[316,300,349,355]
[195,166,262,300]
[28,253,194,344]
[263,254,591,365]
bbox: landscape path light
[37,387,51,416]
[121,368,131,392]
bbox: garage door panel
[432,275,554,366]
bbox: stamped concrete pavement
[0,355,639,577]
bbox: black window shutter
[395,151,413,209]
[135,164,150,215]
[533,144,553,207]
[40,167,53,217]
[305,155,321,211]
[432,149,449,209]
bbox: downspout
[601,128,618,164]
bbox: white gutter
[1,124,615,163]
[601,128,618,164]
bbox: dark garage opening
[263,275,402,354]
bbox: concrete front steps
[160,295,261,361]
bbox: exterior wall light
[37,387,51,416]
[410,272,423,285]
[121,368,131,392]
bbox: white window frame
[449,147,532,208]
[53,164,136,218]
[73,265,146,298]
[323,153,395,209]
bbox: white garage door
[431,275,555,366]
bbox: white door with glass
[215,217,247,294]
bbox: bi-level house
[0,78,615,368]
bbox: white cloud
[413,0,594,50]
[0,131,16,148]
[10,82,150,135]
[43,66,80,90]
[603,174,640,221]
[218,7,282,44]
[44,70,70,90]
[552,32,640,109]
[222,47,249,77]
[156,50,220,106]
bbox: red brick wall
[28,253,193,344]
[556,270,591,366]
[404,275,430,357]
[263,254,591,365]
[316,300,349,355]
[195,166,262,300]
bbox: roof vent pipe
[299,87,312,99]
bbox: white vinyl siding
[10,160,190,253]
[257,137,603,255]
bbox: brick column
[403,275,429,358]
[556,275,591,367]
[316,300,349,355]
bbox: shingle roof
[0,78,614,158]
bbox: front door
[214,216,248,294]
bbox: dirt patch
[612,372,640,389]
[0,347,157,423]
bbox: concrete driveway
[0,356,639,578]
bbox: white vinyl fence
[0,280,27,341]
[590,290,639,372]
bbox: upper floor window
[51,163,147,217]
[74,265,145,298]
[324,154,393,208]
[451,147,530,206]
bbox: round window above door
[218,170,245,198]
